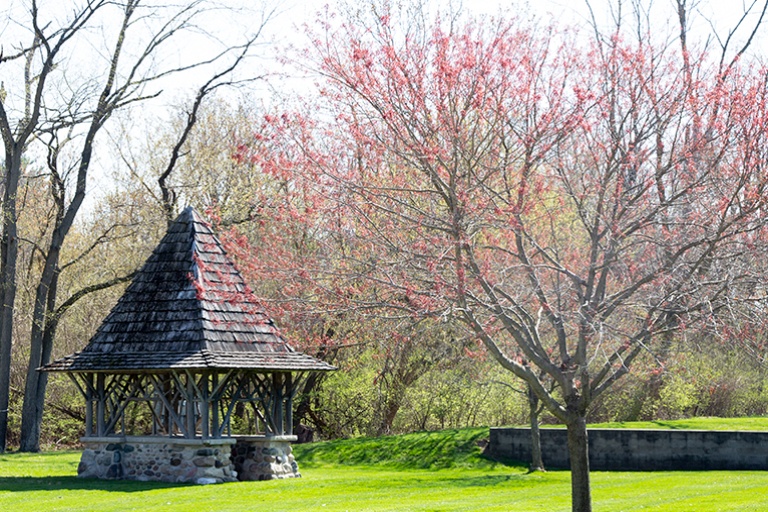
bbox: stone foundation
[231,436,300,480]
[77,435,301,484]
[78,437,237,484]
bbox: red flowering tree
[224,5,768,510]
[211,111,471,437]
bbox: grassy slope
[2,419,768,511]
[293,426,492,469]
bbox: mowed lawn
[2,420,768,511]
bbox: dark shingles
[42,207,334,373]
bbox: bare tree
[0,0,271,452]
[0,0,111,453]
[156,37,265,225]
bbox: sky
[2,0,767,217]
[263,0,768,49]
[252,0,768,100]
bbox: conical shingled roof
[43,207,335,372]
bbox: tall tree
[269,4,768,511]
[0,0,111,453]
[0,0,268,452]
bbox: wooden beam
[217,374,249,437]
[200,373,209,439]
[185,373,195,439]
[85,374,93,436]
[272,373,284,435]
[103,375,144,435]
[68,373,95,436]
[96,373,105,437]
[148,374,185,436]
[247,373,276,434]
[285,373,293,436]
[212,373,219,438]
[66,373,87,399]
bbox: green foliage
[305,350,379,438]
[657,374,700,418]
[296,331,768,442]
[23,307,768,451]
[395,364,528,433]
[587,337,768,425]
[304,350,530,439]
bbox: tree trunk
[566,416,591,512]
[19,268,59,452]
[528,384,545,472]
[375,367,421,436]
[0,244,17,453]
[0,237,17,453]
[376,387,403,436]
[0,149,22,453]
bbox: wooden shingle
[43,207,334,372]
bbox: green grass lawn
[1,421,768,511]
[586,416,768,431]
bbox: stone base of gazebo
[77,437,237,484]
[76,435,301,483]
[231,436,301,480]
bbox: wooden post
[212,373,219,438]
[185,373,194,439]
[272,373,283,435]
[152,394,159,436]
[285,373,293,436]
[151,375,160,435]
[201,373,209,439]
[96,373,105,437]
[85,374,93,437]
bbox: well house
[43,207,334,483]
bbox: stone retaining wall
[489,428,768,470]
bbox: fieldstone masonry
[79,437,237,484]
[231,436,301,480]
[78,436,302,484]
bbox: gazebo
[42,207,335,483]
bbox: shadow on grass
[0,476,187,493]
[450,474,518,487]
[648,421,688,430]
